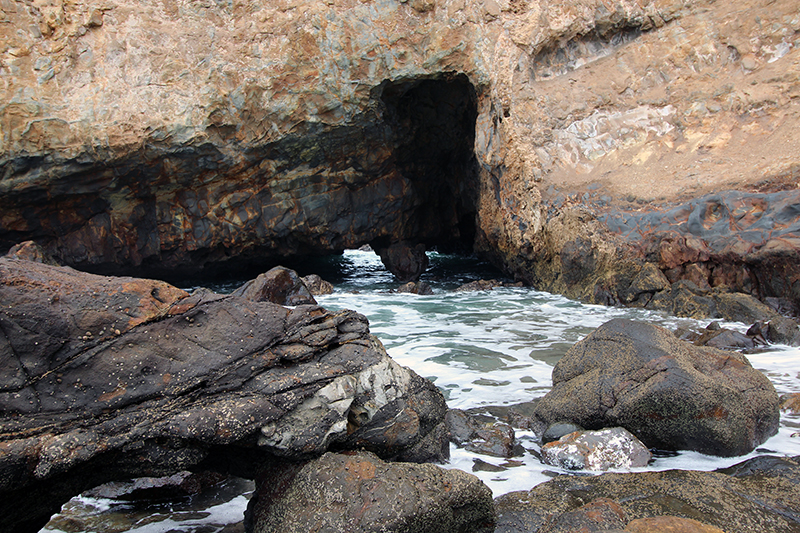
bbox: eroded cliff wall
[2,0,799,304]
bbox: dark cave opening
[0,74,484,286]
[373,73,480,255]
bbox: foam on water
[316,249,800,497]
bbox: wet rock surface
[246,450,495,533]
[495,455,800,533]
[533,318,780,456]
[0,257,447,532]
[446,409,520,459]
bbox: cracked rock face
[0,257,448,532]
[532,318,780,457]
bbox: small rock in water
[541,427,652,471]
[396,280,434,294]
[446,409,518,458]
[541,421,584,445]
[454,279,502,292]
[472,458,506,473]
[300,274,334,295]
[780,393,800,414]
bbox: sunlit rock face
[2,0,800,301]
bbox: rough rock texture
[1,0,799,304]
[532,318,780,456]
[0,257,447,532]
[494,455,800,533]
[231,265,317,306]
[301,274,334,295]
[446,409,519,459]
[247,450,495,533]
[540,427,652,471]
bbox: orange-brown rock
[1,0,799,305]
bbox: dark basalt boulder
[376,241,429,282]
[0,257,448,532]
[246,450,496,533]
[532,318,780,457]
[495,455,800,533]
[232,265,317,305]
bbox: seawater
[42,249,800,532]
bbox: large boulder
[495,455,800,533]
[532,318,779,456]
[0,257,448,532]
[246,450,495,533]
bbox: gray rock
[248,451,495,533]
[766,316,800,346]
[532,318,779,456]
[540,427,652,471]
[541,421,584,445]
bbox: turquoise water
[42,249,800,532]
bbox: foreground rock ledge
[0,257,448,532]
[495,455,800,533]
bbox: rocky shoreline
[2,0,800,530]
[2,254,799,532]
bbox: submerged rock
[533,318,779,456]
[495,455,800,533]
[0,257,447,532]
[247,450,495,533]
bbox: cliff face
[1,0,799,302]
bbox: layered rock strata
[2,0,798,306]
[0,257,448,532]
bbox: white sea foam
[318,249,800,497]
